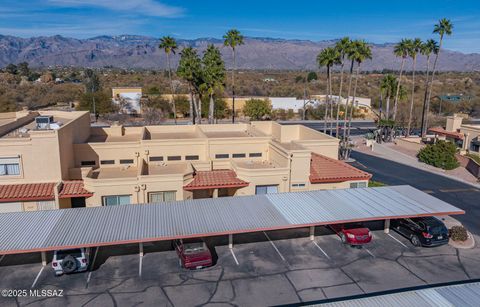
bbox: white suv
[52,248,89,276]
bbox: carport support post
[310,226,315,240]
[384,219,390,234]
[229,234,233,249]
[41,251,47,266]
[139,242,144,257]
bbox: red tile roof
[310,153,372,184]
[184,170,249,191]
[59,181,93,198]
[0,183,56,202]
[428,127,464,140]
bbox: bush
[243,98,272,120]
[417,141,459,170]
[449,226,468,242]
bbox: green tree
[83,69,101,120]
[307,71,318,82]
[5,64,17,74]
[406,38,423,135]
[77,91,116,115]
[201,44,226,124]
[426,19,453,117]
[317,47,340,135]
[243,98,272,120]
[392,38,410,121]
[334,37,351,137]
[159,36,178,124]
[17,62,30,77]
[418,140,459,170]
[223,29,244,123]
[380,74,397,119]
[174,95,190,117]
[420,39,439,136]
[201,95,227,119]
[177,46,203,124]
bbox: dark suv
[391,217,449,247]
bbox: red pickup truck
[173,239,213,270]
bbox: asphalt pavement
[350,151,480,234]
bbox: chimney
[446,116,463,132]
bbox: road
[350,151,480,234]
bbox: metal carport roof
[0,185,464,255]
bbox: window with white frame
[255,185,278,195]
[102,195,132,206]
[0,157,21,176]
[350,182,367,188]
[148,191,176,202]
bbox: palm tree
[201,44,226,124]
[346,41,372,142]
[380,74,397,120]
[223,29,244,123]
[392,39,410,122]
[177,47,202,124]
[342,40,361,141]
[317,47,340,135]
[420,39,439,136]
[406,38,422,135]
[334,37,351,137]
[426,18,453,117]
[159,36,178,124]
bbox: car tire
[411,235,421,247]
[340,233,347,244]
[61,255,78,274]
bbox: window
[232,153,246,158]
[102,195,131,206]
[185,155,199,161]
[249,152,262,158]
[292,183,306,187]
[149,156,164,162]
[255,185,278,195]
[0,157,20,176]
[215,154,229,159]
[100,160,115,165]
[167,156,181,161]
[148,191,176,202]
[37,200,56,211]
[120,159,134,164]
[80,160,96,166]
[350,182,367,188]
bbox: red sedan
[329,223,373,245]
[173,239,213,270]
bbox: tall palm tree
[177,47,202,124]
[223,29,244,124]
[406,38,422,135]
[159,36,178,124]
[317,47,340,135]
[334,37,351,137]
[425,18,453,117]
[380,74,397,120]
[342,40,361,141]
[346,41,372,142]
[201,44,226,124]
[420,39,439,136]
[392,39,410,122]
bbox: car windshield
[56,249,83,260]
[183,242,206,254]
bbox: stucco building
[0,110,371,213]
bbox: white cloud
[48,0,184,17]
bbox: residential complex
[428,115,480,154]
[0,110,371,212]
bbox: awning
[59,181,93,198]
[184,169,249,191]
[0,183,56,202]
[310,153,372,183]
[0,185,464,255]
[428,127,464,140]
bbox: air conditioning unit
[35,116,54,130]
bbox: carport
[0,185,465,283]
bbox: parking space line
[86,247,99,287]
[312,241,330,260]
[230,249,239,265]
[31,266,45,289]
[263,232,286,262]
[387,233,408,248]
[364,248,375,258]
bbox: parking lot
[1,223,480,307]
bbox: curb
[355,145,480,189]
[449,231,476,249]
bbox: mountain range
[0,34,479,71]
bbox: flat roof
[202,131,251,138]
[0,185,464,255]
[147,163,188,175]
[1,116,73,139]
[89,167,138,179]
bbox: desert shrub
[449,226,468,242]
[243,98,272,120]
[418,140,459,170]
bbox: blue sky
[1,0,480,53]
